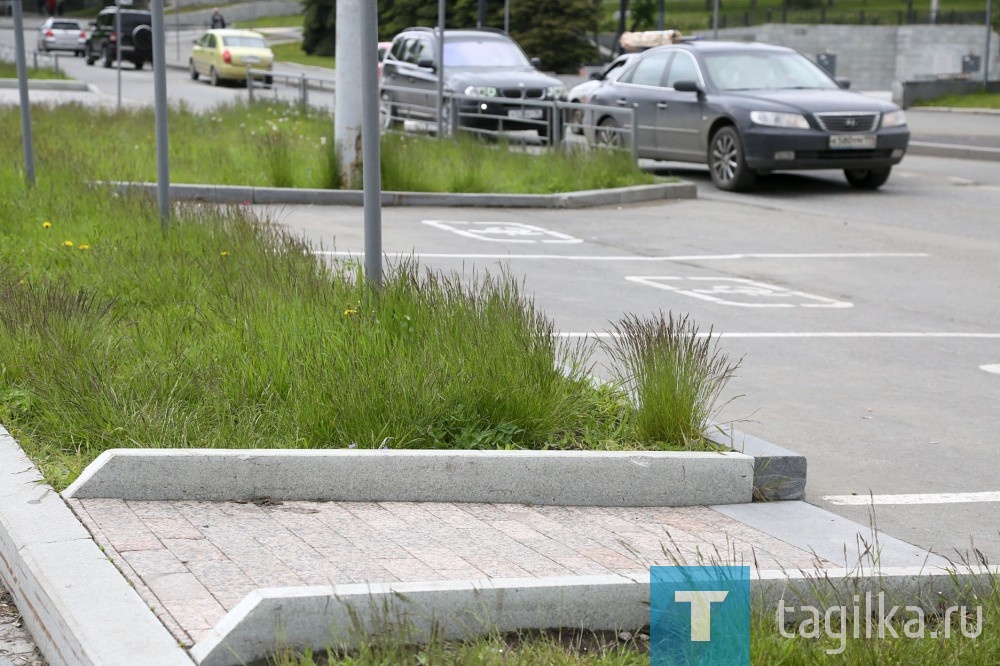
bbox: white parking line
[824,491,1000,506]
[558,331,1000,339]
[981,364,1000,374]
[312,251,929,261]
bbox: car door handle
[656,102,669,109]
[616,99,629,106]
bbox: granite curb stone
[109,181,698,207]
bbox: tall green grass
[0,100,654,193]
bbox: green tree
[302,0,601,72]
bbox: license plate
[509,108,543,119]
[829,133,876,150]
[243,56,261,64]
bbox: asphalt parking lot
[266,151,999,563]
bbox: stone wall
[702,24,999,90]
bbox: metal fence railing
[0,43,65,74]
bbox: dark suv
[379,27,565,140]
[85,7,153,70]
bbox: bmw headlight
[881,109,907,128]
[750,111,810,129]
[464,85,497,98]
[545,85,566,99]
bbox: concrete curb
[0,79,89,91]
[107,180,698,207]
[190,564,1000,666]
[708,425,806,502]
[907,141,1000,162]
[62,448,755,507]
[0,426,193,666]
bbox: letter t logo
[674,590,729,641]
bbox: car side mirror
[589,71,602,80]
[673,79,704,96]
[416,56,436,71]
[836,77,851,89]
[530,57,541,69]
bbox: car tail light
[79,31,86,39]
[109,33,116,43]
[223,50,232,64]
[45,30,54,38]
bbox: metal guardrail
[246,65,334,105]
[0,43,64,74]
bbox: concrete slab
[63,448,755,506]
[0,426,194,666]
[190,564,1000,666]
[708,426,807,501]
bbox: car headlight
[881,109,907,128]
[546,85,566,99]
[464,85,497,98]
[750,111,810,129]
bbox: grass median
[1,100,717,489]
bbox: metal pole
[116,0,122,111]
[12,0,35,185]
[151,0,171,225]
[335,0,362,188]
[659,0,665,30]
[478,0,486,27]
[504,0,509,33]
[175,0,179,62]
[360,0,382,285]
[713,0,720,39]
[986,0,994,90]
[437,0,445,137]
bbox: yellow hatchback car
[189,29,274,86]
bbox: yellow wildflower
[63,240,74,247]
[78,245,90,251]
[343,308,358,316]
[42,221,52,228]
[220,251,229,257]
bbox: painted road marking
[981,364,1000,374]
[626,276,852,308]
[824,491,1000,506]
[421,220,583,244]
[558,331,1000,339]
[313,251,928,261]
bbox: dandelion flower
[343,308,358,316]
[78,244,90,251]
[63,240,74,247]
[42,221,51,228]
[220,251,229,257]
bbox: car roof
[398,27,513,40]
[206,29,268,38]
[668,40,795,54]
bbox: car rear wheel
[84,44,95,65]
[102,45,113,68]
[189,60,199,80]
[595,116,622,147]
[709,126,757,192]
[844,167,891,190]
[134,60,143,70]
[379,92,401,130]
[210,67,220,87]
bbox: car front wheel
[844,167,891,190]
[595,116,622,147]
[189,60,199,80]
[102,45,113,68]
[709,126,757,192]
[379,92,401,130]
[84,44,95,65]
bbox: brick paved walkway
[68,499,835,647]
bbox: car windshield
[443,37,530,68]
[222,35,268,48]
[52,21,80,30]
[703,51,839,91]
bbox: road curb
[63,448,755,507]
[190,564,1000,666]
[108,180,698,207]
[708,426,806,502]
[0,425,193,666]
[0,79,89,91]
[907,141,1000,162]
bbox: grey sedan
[37,18,86,56]
[584,41,910,191]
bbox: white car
[37,17,86,57]
[566,53,639,134]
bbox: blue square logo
[650,565,750,665]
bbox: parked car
[377,40,391,81]
[585,41,910,191]
[84,7,153,70]
[379,27,566,140]
[189,29,274,87]
[566,53,638,134]
[37,17,86,56]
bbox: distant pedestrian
[210,8,226,29]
